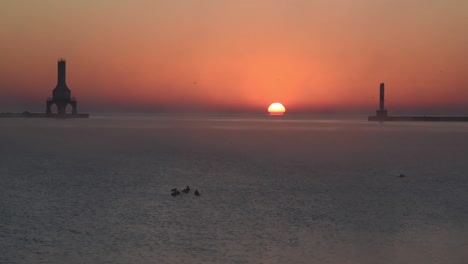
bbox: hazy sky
[1,0,467,113]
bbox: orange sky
[0,0,467,114]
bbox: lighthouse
[376,83,387,118]
[46,59,78,115]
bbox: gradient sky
[1,0,467,114]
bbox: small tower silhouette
[46,59,78,115]
[376,83,387,118]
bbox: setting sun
[268,103,286,115]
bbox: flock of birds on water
[170,175,406,197]
[171,186,200,197]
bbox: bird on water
[171,188,180,196]
[182,186,191,193]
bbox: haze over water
[1,114,467,263]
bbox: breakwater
[0,112,89,118]
[368,116,468,122]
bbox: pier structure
[46,59,78,116]
[368,83,468,122]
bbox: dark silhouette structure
[368,83,468,122]
[46,59,78,115]
[376,83,387,118]
[1,58,88,119]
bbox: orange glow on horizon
[0,1,467,113]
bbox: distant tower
[376,83,387,118]
[46,59,78,115]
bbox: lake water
[1,114,467,263]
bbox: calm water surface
[1,114,467,263]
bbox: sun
[268,103,286,115]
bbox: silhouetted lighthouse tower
[376,83,387,118]
[46,59,78,115]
